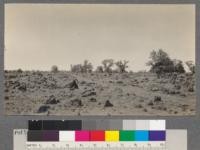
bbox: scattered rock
[135,104,143,108]
[147,101,154,106]
[4,89,9,92]
[180,93,186,97]
[80,81,86,85]
[18,83,27,92]
[154,96,162,102]
[143,108,148,112]
[167,90,180,95]
[163,107,167,111]
[37,105,50,113]
[181,104,189,111]
[151,87,159,91]
[82,91,96,97]
[117,81,123,84]
[46,95,60,104]
[90,97,97,102]
[104,100,113,107]
[174,111,178,114]
[69,79,79,90]
[188,86,194,92]
[174,84,181,90]
[139,99,144,102]
[70,98,83,107]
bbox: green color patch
[120,130,135,141]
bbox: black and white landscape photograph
[4,4,196,116]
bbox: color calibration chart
[14,120,187,150]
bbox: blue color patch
[134,130,149,141]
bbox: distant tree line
[70,59,129,73]
[50,49,195,76]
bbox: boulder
[104,100,113,107]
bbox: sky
[5,4,195,71]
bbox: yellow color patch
[105,131,119,141]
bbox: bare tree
[115,60,129,73]
[71,64,83,73]
[82,60,93,73]
[102,59,114,73]
[71,60,93,73]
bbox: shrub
[82,60,93,73]
[51,65,58,73]
[95,66,104,73]
[115,60,129,73]
[146,49,185,77]
[185,61,195,74]
[102,59,114,73]
[71,60,93,73]
[173,59,185,73]
[17,68,23,73]
[71,64,83,73]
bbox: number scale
[26,141,166,150]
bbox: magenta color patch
[75,131,90,141]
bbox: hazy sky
[5,4,195,71]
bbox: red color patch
[90,130,105,141]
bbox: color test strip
[28,120,42,130]
[28,130,43,141]
[105,131,119,141]
[90,130,105,141]
[59,131,75,141]
[29,120,82,130]
[75,131,90,141]
[136,120,149,130]
[29,120,165,131]
[28,130,166,142]
[149,131,166,141]
[149,120,166,131]
[14,129,187,150]
[135,131,149,141]
[123,120,136,130]
[120,130,135,141]
[43,130,59,141]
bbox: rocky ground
[4,70,196,116]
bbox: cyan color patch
[134,130,149,141]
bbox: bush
[115,60,129,73]
[51,65,58,73]
[186,61,195,74]
[17,68,23,73]
[173,59,185,73]
[71,64,83,73]
[71,60,93,73]
[102,59,114,73]
[95,66,104,73]
[147,49,185,77]
[82,60,93,73]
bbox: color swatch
[28,120,165,130]
[27,130,166,142]
[27,120,166,142]
[75,131,90,141]
[90,130,105,141]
